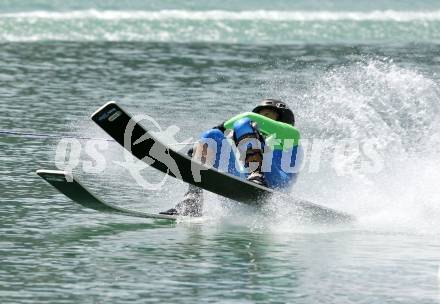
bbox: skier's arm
[223,112,300,150]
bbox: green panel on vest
[223,112,300,150]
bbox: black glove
[212,121,226,133]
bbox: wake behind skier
[160,99,302,216]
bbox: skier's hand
[212,121,226,133]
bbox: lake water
[1,1,440,303]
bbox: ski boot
[159,185,203,217]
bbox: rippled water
[1,1,440,303]
[2,0,440,43]
[1,10,440,43]
[1,41,440,303]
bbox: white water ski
[36,169,178,220]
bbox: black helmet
[252,99,295,126]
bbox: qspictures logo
[55,110,384,189]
